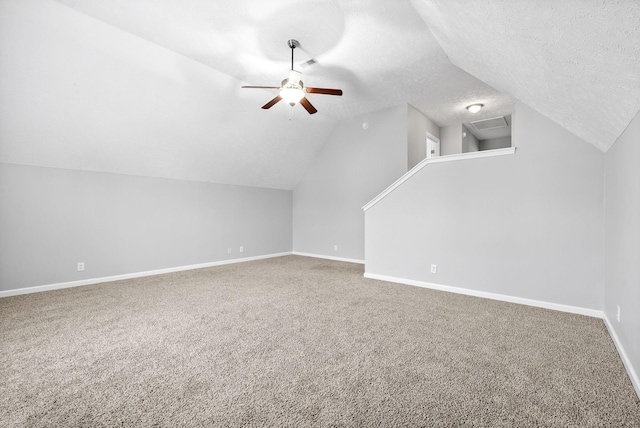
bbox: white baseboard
[292,251,364,265]
[0,252,293,298]
[363,272,604,319]
[603,315,640,399]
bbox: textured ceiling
[50,0,514,125]
[410,0,640,152]
[2,1,636,190]
[0,0,513,190]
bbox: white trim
[362,146,516,212]
[0,252,293,298]
[603,315,640,399]
[426,133,440,159]
[292,251,364,265]
[363,272,603,318]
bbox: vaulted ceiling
[1,0,638,189]
[410,0,640,153]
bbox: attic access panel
[470,116,509,131]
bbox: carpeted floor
[1,255,639,427]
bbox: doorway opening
[426,133,440,158]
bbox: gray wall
[0,163,292,291]
[365,102,605,310]
[462,126,480,153]
[408,105,440,169]
[481,136,512,151]
[293,105,407,261]
[440,123,462,155]
[604,109,640,387]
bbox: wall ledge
[0,252,293,298]
[362,147,516,212]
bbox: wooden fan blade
[305,87,343,96]
[242,86,280,89]
[299,97,318,114]
[262,95,282,109]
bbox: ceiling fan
[242,39,343,114]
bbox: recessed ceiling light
[466,103,484,113]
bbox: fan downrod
[287,39,299,71]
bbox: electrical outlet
[334,245,338,252]
[617,305,621,323]
[239,246,244,253]
[430,264,437,274]
[77,262,85,272]
[227,247,232,254]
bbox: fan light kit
[242,39,343,114]
[466,103,484,113]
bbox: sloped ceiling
[0,0,513,190]
[409,0,640,152]
[49,0,515,125]
[1,1,637,190]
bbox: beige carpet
[1,255,639,427]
